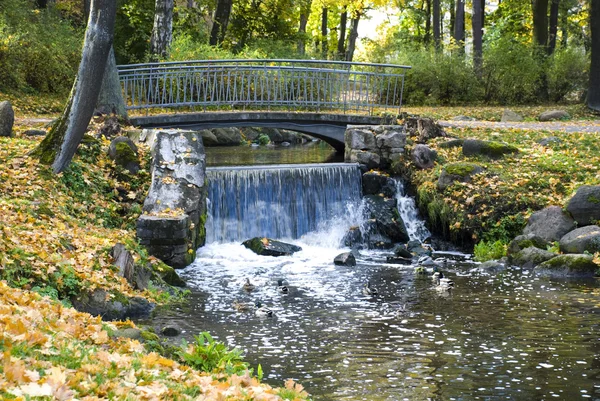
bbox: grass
[405,125,600,247]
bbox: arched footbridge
[118,59,411,151]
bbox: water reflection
[205,142,341,167]
[145,244,600,401]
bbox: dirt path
[439,120,600,133]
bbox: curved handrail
[118,59,409,114]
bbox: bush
[390,47,482,105]
[0,0,82,94]
[178,332,249,375]
[474,240,507,262]
[547,46,589,102]
[481,39,543,104]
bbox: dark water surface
[205,142,341,167]
[147,247,600,401]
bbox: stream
[144,144,600,400]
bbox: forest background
[0,0,597,109]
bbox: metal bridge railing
[117,59,411,115]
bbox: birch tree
[150,0,174,58]
[32,0,117,173]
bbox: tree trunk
[337,7,348,59]
[472,0,483,74]
[532,0,549,49]
[321,7,328,58]
[96,47,128,118]
[588,0,600,111]
[548,0,560,54]
[345,13,360,61]
[449,0,455,39]
[424,0,431,44]
[433,0,441,49]
[187,0,195,7]
[32,0,116,173]
[209,0,233,46]
[453,0,465,48]
[297,0,311,55]
[150,0,174,59]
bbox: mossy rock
[534,254,598,278]
[242,237,302,256]
[507,234,549,256]
[462,139,519,158]
[153,263,187,287]
[437,162,484,191]
[108,136,140,174]
[511,247,556,268]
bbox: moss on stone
[537,254,598,274]
[587,194,600,204]
[445,162,479,177]
[115,141,138,165]
[484,141,519,157]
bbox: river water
[147,144,600,400]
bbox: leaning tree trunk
[96,46,128,118]
[337,7,348,60]
[150,0,174,59]
[589,0,600,111]
[32,0,116,173]
[209,0,233,46]
[472,0,483,74]
[345,13,360,62]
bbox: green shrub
[482,39,542,104]
[178,332,249,375]
[0,0,82,94]
[547,46,589,102]
[474,240,507,262]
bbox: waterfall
[395,179,431,242]
[206,163,363,243]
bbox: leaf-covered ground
[0,281,308,400]
[0,125,309,400]
[405,126,600,247]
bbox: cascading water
[205,163,363,244]
[394,179,431,242]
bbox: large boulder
[346,128,376,150]
[334,252,356,266]
[407,240,432,256]
[534,254,598,278]
[501,109,523,122]
[242,237,302,256]
[439,139,464,149]
[559,225,600,254]
[477,260,507,274]
[361,220,395,249]
[523,206,576,242]
[210,128,242,146]
[108,136,140,174]
[198,129,219,146]
[404,117,446,143]
[507,233,549,256]
[437,163,484,191]
[411,144,437,169]
[72,289,154,321]
[342,226,362,248]
[511,247,556,268]
[362,172,396,197]
[394,244,413,258]
[566,185,600,226]
[538,110,570,122]
[111,243,135,287]
[364,195,409,244]
[0,101,14,137]
[462,139,519,158]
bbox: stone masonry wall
[136,131,207,268]
[344,125,406,171]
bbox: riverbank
[0,122,310,399]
